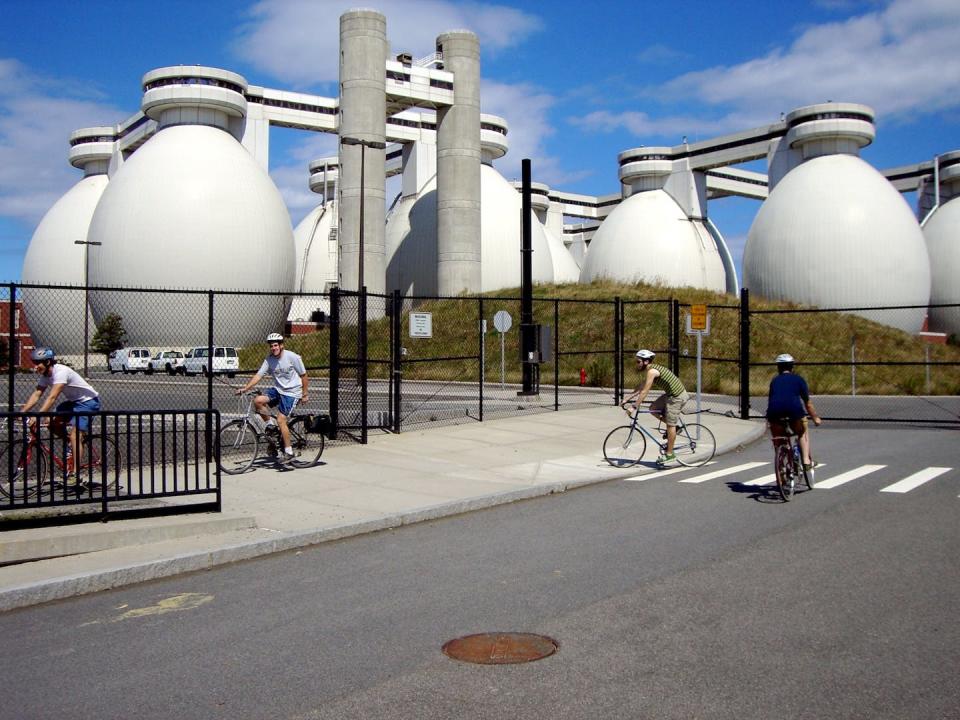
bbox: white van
[108,347,151,374]
[182,346,239,378]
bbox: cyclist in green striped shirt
[622,349,690,465]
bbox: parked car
[181,346,239,378]
[108,347,151,374]
[147,350,185,375]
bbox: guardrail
[1,409,220,528]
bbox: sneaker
[804,464,815,484]
[656,452,677,465]
[279,451,295,465]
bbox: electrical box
[519,323,553,363]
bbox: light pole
[339,136,386,292]
[74,240,102,377]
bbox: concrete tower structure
[744,103,931,333]
[338,9,388,295]
[435,31,481,296]
[87,66,294,346]
[922,151,960,335]
[386,113,573,295]
[21,127,115,352]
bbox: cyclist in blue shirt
[766,353,821,477]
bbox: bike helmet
[266,333,284,343]
[775,353,795,364]
[30,347,55,362]
[635,349,655,360]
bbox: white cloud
[661,0,960,124]
[482,80,588,188]
[0,59,126,226]
[269,132,340,224]
[234,0,541,88]
[576,0,960,138]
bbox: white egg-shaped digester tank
[87,67,295,346]
[21,127,115,354]
[386,114,556,295]
[922,152,960,335]
[289,158,338,322]
[580,149,730,291]
[744,103,930,332]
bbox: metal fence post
[671,299,680,376]
[8,282,15,412]
[360,287,368,444]
[207,291,214,411]
[554,298,560,410]
[329,288,339,440]
[391,289,401,433]
[739,287,750,420]
[478,296,484,422]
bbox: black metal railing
[1,409,220,526]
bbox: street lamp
[74,240,102,377]
[339,136,386,292]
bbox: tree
[91,313,127,362]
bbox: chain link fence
[4,283,957,438]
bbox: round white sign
[493,310,512,333]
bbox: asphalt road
[0,426,957,719]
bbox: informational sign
[690,304,708,331]
[409,312,432,338]
[684,306,710,420]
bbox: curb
[0,421,767,612]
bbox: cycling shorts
[56,397,101,434]
[264,387,299,417]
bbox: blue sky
[2,0,958,284]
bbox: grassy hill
[245,281,960,396]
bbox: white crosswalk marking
[679,462,768,484]
[742,464,827,486]
[880,467,952,493]
[815,465,886,489]
[742,474,775,486]
[621,462,716,481]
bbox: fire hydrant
[579,367,587,386]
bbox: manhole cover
[442,632,558,664]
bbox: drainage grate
[442,632,559,664]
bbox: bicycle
[217,391,324,475]
[770,417,814,501]
[0,418,123,501]
[603,405,716,469]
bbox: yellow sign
[690,304,708,331]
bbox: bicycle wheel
[217,419,260,475]
[82,435,123,495]
[775,444,795,501]
[287,416,325,468]
[603,425,646,467]
[0,442,45,500]
[674,423,716,467]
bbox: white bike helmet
[635,349,655,360]
[266,332,284,343]
[775,353,795,364]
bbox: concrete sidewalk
[0,405,765,612]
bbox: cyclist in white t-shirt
[236,333,309,464]
[21,347,101,476]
